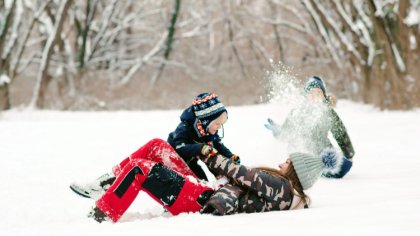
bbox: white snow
[301,0,342,67]
[0,101,420,235]
[0,73,11,86]
[409,34,417,50]
[391,43,406,72]
[404,5,420,26]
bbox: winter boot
[87,206,109,223]
[70,173,116,200]
[97,172,116,190]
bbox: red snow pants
[96,138,215,222]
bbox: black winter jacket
[167,107,234,179]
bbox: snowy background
[1,100,420,236]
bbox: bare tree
[150,0,181,86]
[301,0,420,109]
[1,0,419,111]
[29,0,73,109]
[76,0,100,70]
[0,0,17,110]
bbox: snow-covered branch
[29,0,73,109]
[11,0,51,78]
[119,31,167,85]
[2,0,22,63]
[301,0,342,67]
[86,0,118,62]
[315,0,364,64]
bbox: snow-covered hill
[0,101,419,235]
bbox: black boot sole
[69,184,94,199]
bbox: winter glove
[264,118,281,137]
[231,155,241,164]
[200,144,218,160]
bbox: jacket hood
[180,106,196,125]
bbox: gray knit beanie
[289,149,345,190]
[289,153,323,190]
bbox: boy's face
[306,88,325,103]
[208,112,228,135]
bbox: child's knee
[147,138,166,146]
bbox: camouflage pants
[201,183,244,215]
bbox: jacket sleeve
[203,155,290,201]
[276,110,295,140]
[169,122,203,162]
[201,184,243,215]
[329,109,355,159]
[212,136,234,158]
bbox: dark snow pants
[96,138,215,222]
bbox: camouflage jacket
[201,155,304,215]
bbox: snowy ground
[0,101,419,236]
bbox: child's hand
[264,118,281,137]
[201,144,218,159]
[231,155,241,164]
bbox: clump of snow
[0,73,11,86]
[409,34,417,50]
[263,61,304,109]
[404,5,420,26]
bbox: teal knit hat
[289,153,322,190]
[289,150,343,190]
[304,76,327,97]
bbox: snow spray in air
[263,61,305,109]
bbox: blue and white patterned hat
[192,93,227,137]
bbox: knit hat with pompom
[192,93,227,137]
[289,148,345,190]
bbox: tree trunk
[367,0,406,109]
[0,0,17,111]
[78,0,96,70]
[0,83,11,110]
[303,0,419,110]
[150,0,181,86]
[268,0,285,63]
[29,0,73,109]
